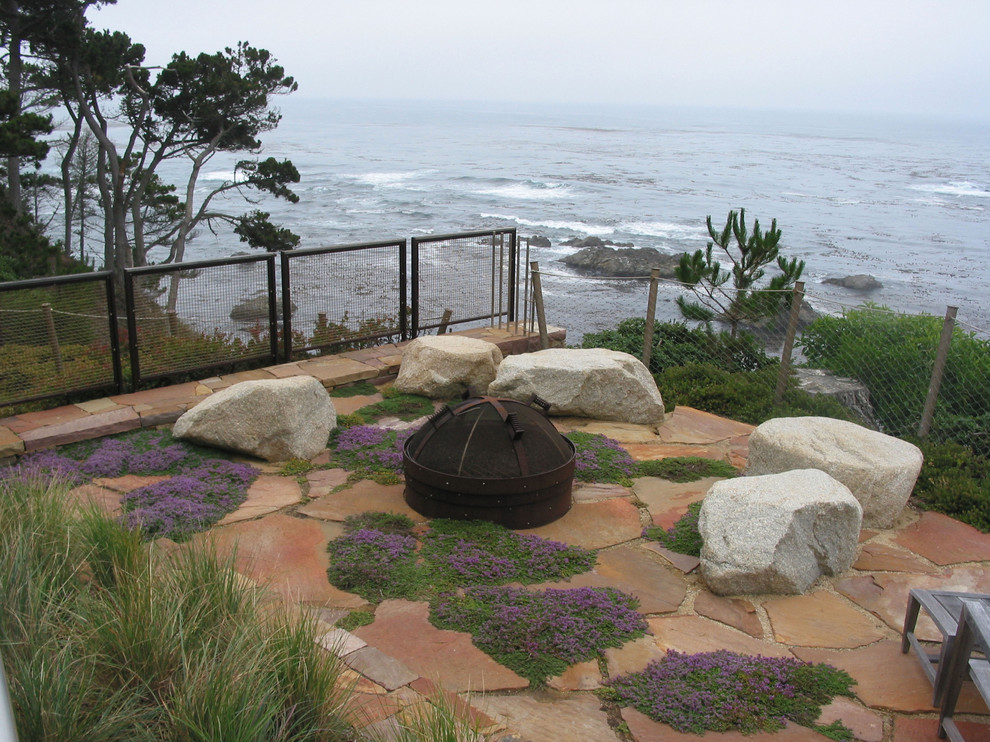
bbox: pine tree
[675,209,805,338]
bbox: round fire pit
[402,394,575,528]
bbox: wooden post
[773,281,805,406]
[642,267,661,368]
[42,302,64,374]
[438,308,453,334]
[918,306,958,439]
[166,310,179,337]
[530,261,549,349]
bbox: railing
[0,228,519,410]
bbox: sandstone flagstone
[793,641,988,714]
[632,476,720,529]
[893,511,990,565]
[298,480,423,522]
[641,541,701,574]
[92,474,169,492]
[647,615,793,658]
[352,600,528,692]
[219,474,302,524]
[201,512,362,607]
[817,697,884,742]
[478,690,617,742]
[692,591,763,638]
[893,716,990,742]
[534,544,687,615]
[343,647,418,692]
[835,565,990,638]
[547,659,601,691]
[304,467,349,496]
[519,498,642,550]
[603,635,666,679]
[763,590,886,648]
[853,541,938,573]
[65,483,123,516]
[620,707,825,742]
[657,406,755,444]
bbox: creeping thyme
[330,425,413,476]
[643,501,704,557]
[431,585,646,686]
[566,432,637,486]
[604,650,855,735]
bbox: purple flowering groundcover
[604,649,855,735]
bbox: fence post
[642,267,661,368]
[530,261,549,349]
[42,302,64,374]
[773,281,805,406]
[918,305,958,439]
[438,309,453,335]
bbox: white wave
[480,213,613,236]
[341,170,436,188]
[908,181,990,198]
[473,182,571,200]
[619,220,701,240]
[200,169,247,183]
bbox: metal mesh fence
[0,272,120,407]
[281,241,406,357]
[124,255,277,386]
[412,229,516,334]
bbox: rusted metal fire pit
[402,394,575,528]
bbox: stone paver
[201,512,362,607]
[316,628,367,657]
[547,659,601,691]
[298,479,422,522]
[648,615,793,658]
[537,544,687,615]
[218,474,302,524]
[571,482,631,502]
[641,541,700,574]
[343,646,418,691]
[520,498,642,550]
[835,566,990,638]
[478,691,618,742]
[93,474,169,492]
[793,641,988,713]
[304,467,350,496]
[893,511,990,565]
[632,476,720,529]
[353,600,529,693]
[19,407,140,450]
[620,708,824,742]
[817,697,884,742]
[692,592,763,638]
[625,442,732,461]
[763,590,886,648]
[604,635,666,679]
[658,406,756,444]
[893,716,990,742]
[853,541,939,573]
[65,483,123,516]
[0,425,24,458]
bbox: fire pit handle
[528,394,551,414]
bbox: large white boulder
[173,376,336,462]
[699,469,863,595]
[746,416,923,528]
[394,335,503,399]
[487,348,664,425]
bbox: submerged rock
[561,246,681,278]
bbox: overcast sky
[91,0,990,120]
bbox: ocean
[149,98,990,342]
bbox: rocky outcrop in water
[823,274,882,290]
[560,245,681,278]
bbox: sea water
[149,98,990,341]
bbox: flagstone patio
[3,326,990,741]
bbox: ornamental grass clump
[603,650,855,736]
[566,432,637,486]
[431,585,646,686]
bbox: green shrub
[658,363,856,426]
[582,318,775,374]
[913,441,990,531]
[799,305,990,451]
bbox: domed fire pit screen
[403,394,575,528]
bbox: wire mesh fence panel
[0,273,120,407]
[926,319,990,456]
[795,298,990,449]
[412,229,515,335]
[125,255,277,386]
[281,241,406,358]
